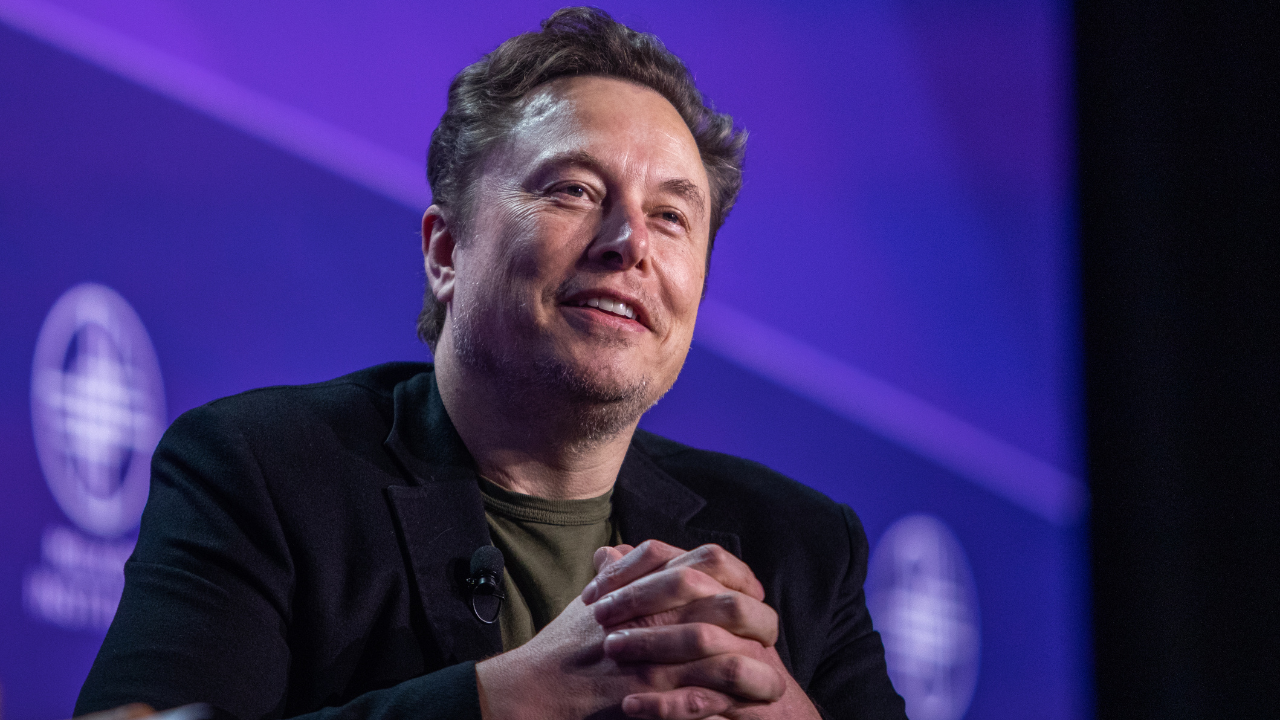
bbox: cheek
[663,246,708,314]
[468,212,544,289]
[513,214,599,290]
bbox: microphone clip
[466,546,506,624]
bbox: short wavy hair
[417,6,747,350]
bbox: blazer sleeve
[805,505,907,720]
[74,405,481,720]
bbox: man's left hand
[584,541,823,720]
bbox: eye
[556,183,589,198]
[659,210,685,226]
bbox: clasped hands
[475,540,820,720]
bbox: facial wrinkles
[466,186,548,271]
[513,112,670,337]
[452,77,706,444]
[507,89,584,175]
[522,78,710,239]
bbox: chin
[452,313,671,436]
[534,355,672,437]
[536,355,652,405]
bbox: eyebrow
[659,178,708,221]
[535,151,708,220]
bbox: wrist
[476,648,535,720]
[775,676,823,720]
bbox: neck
[433,340,639,501]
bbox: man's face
[440,75,711,420]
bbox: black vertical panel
[1078,1,1279,717]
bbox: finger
[621,688,736,719]
[670,653,787,703]
[603,623,750,664]
[583,540,686,604]
[593,567,779,646]
[606,590,779,647]
[592,544,638,574]
[593,546,625,573]
[657,544,766,602]
[593,565,723,626]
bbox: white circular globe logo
[30,284,166,538]
[867,514,981,720]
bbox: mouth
[573,296,636,320]
[560,291,650,330]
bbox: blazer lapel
[383,372,502,664]
[613,445,742,558]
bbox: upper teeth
[581,297,635,320]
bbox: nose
[588,200,649,271]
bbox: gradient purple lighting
[0,1,1085,717]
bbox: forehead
[492,76,708,189]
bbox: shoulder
[169,361,428,439]
[157,362,433,481]
[629,430,865,558]
[146,362,434,539]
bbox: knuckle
[595,566,620,588]
[690,622,717,652]
[596,560,627,587]
[718,654,744,687]
[693,544,727,573]
[673,566,701,594]
[656,693,681,719]
[642,539,676,560]
[719,593,747,623]
[702,543,729,562]
[684,688,713,715]
[710,543,739,568]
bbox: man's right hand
[474,542,786,720]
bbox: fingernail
[592,593,615,621]
[622,697,642,716]
[582,579,599,604]
[604,630,629,653]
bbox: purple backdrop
[0,1,1086,718]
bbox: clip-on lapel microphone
[466,545,505,624]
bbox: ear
[423,205,457,305]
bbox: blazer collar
[384,369,474,478]
[382,370,502,664]
[614,443,742,558]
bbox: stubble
[449,288,662,450]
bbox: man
[77,8,906,720]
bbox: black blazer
[76,363,905,719]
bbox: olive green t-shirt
[478,477,622,650]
